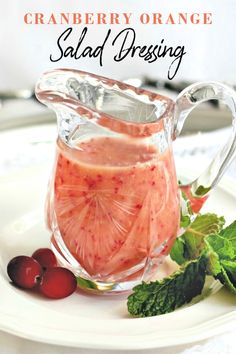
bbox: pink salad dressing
[52,136,180,280]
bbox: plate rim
[0,166,236,349]
[0,302,236,350]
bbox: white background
[0,0,236,89]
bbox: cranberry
[39,267,77,299]
[32,248,57,269]
[7,256,42,289]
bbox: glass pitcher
[35,69,236,294]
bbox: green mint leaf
[180,190,193,228]
[205,220,236,293]
[204,241,222,276]
[216,263,236,294]
[220,220,236,240]
[170,214,225,265]
[206,234,236,261]
[194,185,211,197]
[220,260,236,284]
[127,255,207,317]
[182,214,225,261]
[169,237,186,265]
[218,260,236,293]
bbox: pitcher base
[76,277,140,295]
[51,239,170,294]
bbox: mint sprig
[127,255,207,317]
[127,214,236,318]
[205,221,236,293]
[206,221,236,261]
[170,213,225,265]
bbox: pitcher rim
[35,68,175,137]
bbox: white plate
[1,162,236,350]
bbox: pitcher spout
[35,68,174,142]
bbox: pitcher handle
[173,82,236,212]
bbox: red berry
[7,256,42,289]
[32,248,57,269]
[39,267,77,299]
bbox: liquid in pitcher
[48,136,180,282]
